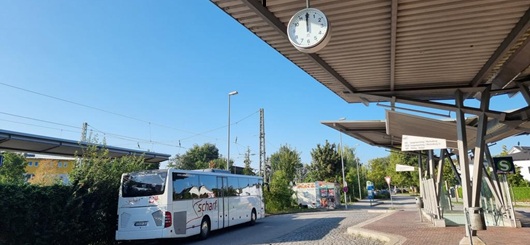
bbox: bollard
[468,207,487,230]
[415,197,423,208]
[415,197,423,222]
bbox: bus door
[217,176,228,228]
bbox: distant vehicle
[115,168,264,241]
[292,181,341,209]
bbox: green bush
[0,184,72,245]
[0,145,157,245]
[265,170,295,213]
[375,191,390,200]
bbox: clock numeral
[319,30,322,34]
[318,18,322,22]
[294,22,299,27]
[298,16,303,21]
[307,39,310,44]
[314,36,317,41]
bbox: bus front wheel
[199,217,210,240]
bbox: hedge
[454,186,530,203]
[512,187,530,202]
[0,184,73,245]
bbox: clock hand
[305,12,309,33]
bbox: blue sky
[0,1,528,170]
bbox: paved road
[161,209,385,245]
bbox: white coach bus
[115,168,264,241]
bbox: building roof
[508,145,530,161]
[0,129,170,163]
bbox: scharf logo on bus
[194,200,218,213]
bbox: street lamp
[339,117,347,209]
[227,91,238,171]
[356,148,362,200]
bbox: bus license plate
[134,221,148,226]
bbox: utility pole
[259,108,266,179]
[80,122,88,142]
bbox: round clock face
[287,8,331,53]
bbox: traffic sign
[493,157,515,174]
[385,176,391,185]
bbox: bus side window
[227,177,239,197]
[239,178,250,196]
[248,178,258,196]
[172,173,186,200]
[199,175,217,198]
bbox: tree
[508,166,529,187]
[499,145,509,156]
[388,151,418,188]
[28,161,61,186]
[0,152,26,185]
[338,145,363,198]
[366,156,391,189]
[243,147,254,175]
[443,157,459,187]
[168,143,219,170]
[67,144,157,244]
[264,170,294,212]
[269,145,302,182]
[308,141,341,182]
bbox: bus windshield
[122,170,167,197]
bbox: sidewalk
[347,196,530,245]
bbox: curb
[346,210,407,245]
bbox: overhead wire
[0,82,261,153]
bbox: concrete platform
[347,195,530,245]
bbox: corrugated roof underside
[395,0,530,89]
[213,0,530,101]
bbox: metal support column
[484,147,505,207]
[418,152,423,197]
[435,149,445,209]
[455,89,474,237]
[428,150,435,178]
[469,87,490,231]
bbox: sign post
[385,176,393,208]
[366,181,374,206]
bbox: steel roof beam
[491,34,530,90]
[470,7,530,88]
[357,93,507,119]
[390,0,397,91]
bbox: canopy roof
[211,1,530,105]
[0,129,170,163]
[322,110,528,151]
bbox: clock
[287,8,331,53]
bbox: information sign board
[401,135,447,151]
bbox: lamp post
[227,91,238,171]
[356,149,362,200]
[339,117,347,209]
